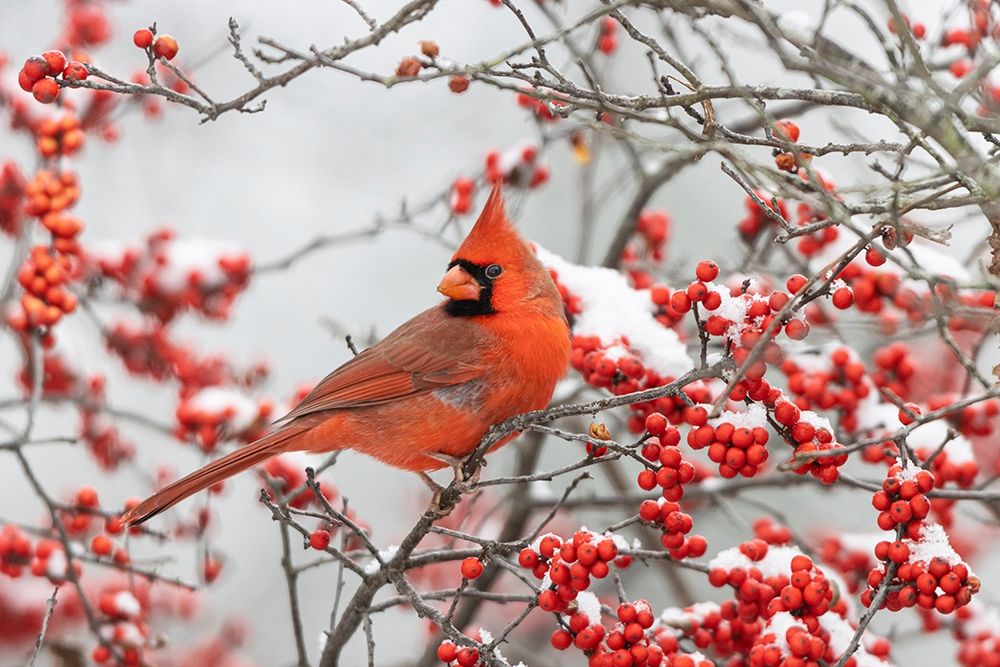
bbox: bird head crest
[452,182,524,265]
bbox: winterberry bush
[2,1,1000,666]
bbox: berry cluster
[175,386,272,452]
[133,28,179,60]
[753,517,792,546]
[93,588,148,665]
[24,168,82,253]
[36,111,86,157]
[449,177,476,215]
[792,202,839,258]
[623,209,671,285]
[435,641,481,666]
[82,228,252,322]
[687,413,770,479]
[596,17,618,55]
[31,537,81,585]
[18,50,88,104]
[261,454,342,513]
[870,462,935,536]
[771,119,810,173]
[0,161,26,236]
[105,321,257,392]
[515,87,567,122]
[749,613,835,667]
[780,346,870,432]
[571,337,646,393]
[737,192,788,242]
[551,599,666,667]
[0,524,33,577]
[774,400,848,484]
[863,524,980,615]
[518,530,629,614]
[484,141,549,189]
[79,374,136,470]
[927,392,999,439]
[16,245,77,328]
[655,602,763,664]
[953,602,1000,667]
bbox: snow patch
[709,402,768,430]
[575,590,603,625]
[186,386,261,433]
[537,247,693,377]
[363,545,399,574]
[909,524,964,567]
[765,612,808,651]
[798,410,834,434]
[821,613,894,667]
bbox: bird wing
[278,307,486,421]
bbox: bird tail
[121,424,310,527]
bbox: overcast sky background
[0,1,994,665]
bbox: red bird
[122,185,570,525]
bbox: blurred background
[0,1,995,665]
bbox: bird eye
[485,264,503,279]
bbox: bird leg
[418,471,445,495]
[427,452,483,487]
[417,472,454,518]
[421,452,483,516]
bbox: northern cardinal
[122,185,570,525]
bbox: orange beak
[437,265,482,301]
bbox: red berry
[898,403,921,425]
[437,641,458,662]
[774,119,800,142]
[518,548,538,568]
[786,274,808,294]
[22,56,49,80]
[203,557,222,583]
[866,247,886,266]
[31,78,60,104]
[461,557,484,579]
[785,319,810,340]
[90,534,113,556]
[62,61,88,81]
[18,69,39,92]
[133,28,154,49]
[456,647,479,667]
[153,35,180,60]
[670,290,691,313]
[645,412,667,436]
[76,486,99,507]
[551,629,572,650]
[449,75,470,93]
[42,50,67,75]
[832,287,853,309]
[597,538,618,562]
[695,260,719,283]
[887,540,910,563]
[790,554,813,572]
[950,59,973,78]
[309,530,331,550]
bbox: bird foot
[420,453,483,517]
[418,472,454,518]
[427,452,483,487]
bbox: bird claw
[420,453,483,517]
[426,451,483,487]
